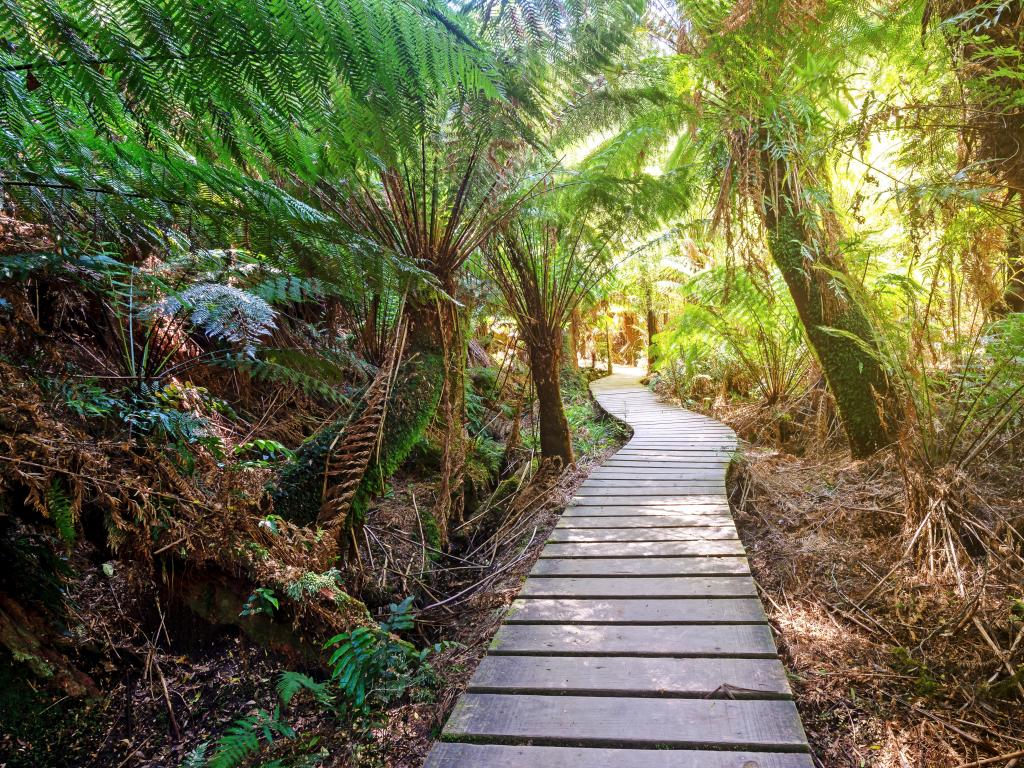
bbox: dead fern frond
[316,319,409,554]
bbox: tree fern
[276,671,331,708]
[45,477,76,544]
[152,283,276,356]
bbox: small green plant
[325,596,450,712]
[64,380,122,419]
[234,439,296,468]
[284,569,343,602]
[119,385,225,472]
[196,598,448,767]
[45,478,76,545]
[240,587,279,617]
[207,708,294,768]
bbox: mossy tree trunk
[761,166,898,458]
[407,282,467,546]
[528,332,574,466]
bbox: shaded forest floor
[724,432,1024,766]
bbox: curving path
[425,369,811,767]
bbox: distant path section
[424,369,812,767]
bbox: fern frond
[276,671,331,708]
[45,477,77,544]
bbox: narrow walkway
[425,370,811,767]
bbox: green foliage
[284,569,343,602]
[276,672,332,709]
[150,284,276,357]
[63,380,121,419]
[45,478,75,545]
[240,588,279,618]
[233,440,295,469]
[324,596,447,712]
[654,267,810,404]
[208,708,295,768]
[867,268,1024,468]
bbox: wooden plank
[426,743,814,768]
[467,655,792,698]
[531,556,750,577]
[578,480,727,490]
[572,495,728,506]
[520,576,756,598]
[589,469,726,479]
[505,597,766,624]
[441,694,808,751]
[489,622,777,657]
[579,478,728,486]
[541,540,746,558]
[600,460,730,469]
[548,527,738,542]
[557,514,734,528]
[563,503,731,516]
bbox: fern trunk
[529,334,574,466]
[407,286,468,546]
[645,284,658,374]
[762,170,898,458]
[1004,197,1024,313]
[272,353,444,529]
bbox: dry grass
[730,446,1024,767]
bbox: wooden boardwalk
[425,370,811,767]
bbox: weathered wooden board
[573,494,729,505]
[541,539,746,558]
[557,514,734,528]
[531,556,750,577]
[505,597,767,624]
[425,744,814,768]
[467,655,792,697]
[588,469,727,479]
[520,576,757,598]
[548,526,738,542]
[563,503,731,516]
[576,481,728,491]
[488,623,778,657]
[442,694,809,751]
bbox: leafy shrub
[189,597,448,767]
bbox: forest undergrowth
[0,273,625,767]
[668,385,1024,767]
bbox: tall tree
[487,214,610,465]
[561,0,908,456]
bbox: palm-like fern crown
[1,0,505,270]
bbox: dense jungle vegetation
[0,0,1022,765]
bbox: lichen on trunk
[762,169,899,457]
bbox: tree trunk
[528,335,574,466]
[568,309,583,370]
[762,170,898,458]
[645,284,658,374]
[622,312,640,366]
[1005,197,1024,313]
[406,285,467,545]
[605,327,613,374]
